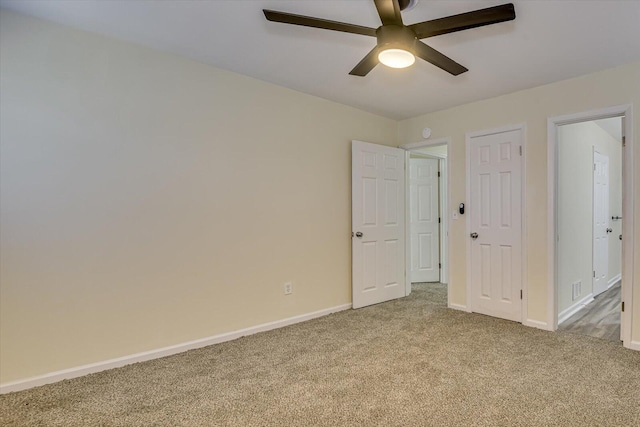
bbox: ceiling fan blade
[349,47,380,77]
[374,0,403,26]
[263,10,377,37]
[409,3,515,39]
[413,41,468,76]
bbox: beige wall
[398,61,640,339]
[2,9,640,387]
[557,121,622,314]
[0,11,398,384]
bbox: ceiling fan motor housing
[376,25,417,53]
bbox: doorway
[401,138,450,306]
[555,117,623,341]
[548,105,634,349]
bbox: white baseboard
[558,293,595,325]
[448,303,471,312]
[523,319,553,331]
[0,303,352,394]
[625,341,640,351]
[608,274,622,289]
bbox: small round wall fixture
[422,127,432,139]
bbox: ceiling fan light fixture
[378,48,415,69]
[264,1,516,77]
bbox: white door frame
[465,124,528,323]
[547,104,635,349]
[400,138,451,305]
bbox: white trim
[448,303,471,312]
[466,123,526,139]
[410,151,447,159]
[439,158,448,284]
[628,341,640,351]
[0,303,352,394]
[400,137,450,151]
[520,124,530,325]
[466,132,472,310]
[558,293,595,325]
[620,112,634,348]
[608,273,622,289]
[547,116,558,331]
[400,138,451,305]
[465,123,527,322]
[522,319,553,331]
[547,104,634,350]
[404,150,412,296]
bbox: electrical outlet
[284,282,293,295]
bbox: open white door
[593,150,610,296]
[352,140,405,309]
[468,128,523,322]
[410,157,440,283]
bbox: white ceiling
[2,0,639,120]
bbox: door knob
[470,232,478,239]
[606,228,613,233]
[355,232,363,238]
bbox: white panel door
[469,129,522,322]
[409,158,440,283]
[593,151,609,296]
[352,140,405,309]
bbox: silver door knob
[355,232,363,238]
[606,228,613,233]
[470,232,478,239]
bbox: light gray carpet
[2,283,639,426]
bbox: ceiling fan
[263,0,515,76]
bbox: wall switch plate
[452,210,459,220]
[284,282,293,295]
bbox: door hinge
[438,171,441,177]
[622,301,625,312]
[622,136,626,147]
[593,270,596,278]
[439,263,441,269]
[520,290,523,299]
[438,217,441,224]
[519,146,522,156]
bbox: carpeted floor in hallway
[1,283,639,426]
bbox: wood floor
[559,282,621,342]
